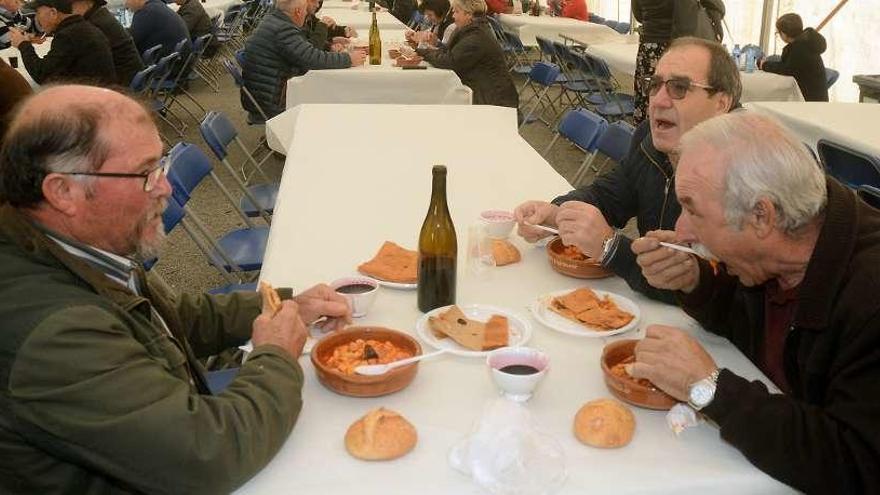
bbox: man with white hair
[241,0,365,123]
[631,112,880,493]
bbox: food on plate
[394,55,423,67]
[428,305,509,351]
[549,287,634,330]
[358,241,418,283]
[559,244,591,262]
[259,281,282,315]
[609,355,657,389]
[324,338,414,375]
[573,398,635,448]
[345,408,417,461]
[491,239,521,266]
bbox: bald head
[0,85,157,208]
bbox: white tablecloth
[317,8,405,30]
[586,43,805,103]
[1,40,52,88]
[498,14,622,47]
[746,102,880,158]
[242,103,794,495]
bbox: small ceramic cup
[480,210,516,239]
[330,276,379,318]
[486,346,550,402]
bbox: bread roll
[574,398,635,448]
[491,239,521,266]
[345,408,417,461]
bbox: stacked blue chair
[578,52,635,121]
[502,30,534,75]
[222,58,269,124]
[543,108,608,183]
[518,62,562,129]
[825,68,840,90]
[141,44,163,66]
[590,14,605,24]
[614,22,630,34]
[603,19,619,31]
[817,139,880,190]
[572,119,635,183]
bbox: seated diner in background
[630,111,880,493]
[0,84,352,493]
[514,37,740,305]
[547,0,588,20]
[406,0,454,48]
[760,12,829,102]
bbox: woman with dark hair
[631,0,673,124]
[761,13,828,102]
[408,0,455,46]
[417,0,518,109]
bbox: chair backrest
[162,192,187,233]
[858,185,880,210]
[817,139,880,189]
[223,58,244,87]
[167,142,215,205]
[582,52,612,80]
[199,111,241,160]
[535,36,555,62]
[614,22,630,34]
[558,108,607,152]
[825,68,840,89]
[141,44,163,66]
[503,30,526,53]
[603,19,618,30]
[234,48,246,67]
[527,61,561,87]
[595,120,634,163]
[590,14,605,23]
[154,52,180,79]
[129,64,156,92]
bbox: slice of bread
[428,305,509,351]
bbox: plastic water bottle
[745,51,756,73]
[732,44,742,71]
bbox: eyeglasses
[58,158,169,192]
[645,76,715,100]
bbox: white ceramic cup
[330,276,379,318]
[480,210,516,239]
[486,346,550,402]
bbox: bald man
[0,85,351,493]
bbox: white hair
[679,111,827,234]
[452,0,486,15]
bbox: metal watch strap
[599,231,618,265]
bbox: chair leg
[571,152,597,185]
[542,133,561,156]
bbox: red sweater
[561,0,588,21]
[485,0,511,15]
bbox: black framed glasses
[58,158,169,192]
[645,76,715,100]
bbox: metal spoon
[658,241,700,257]
[354,349,447,376]
[524,223,559,235]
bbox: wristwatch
[687,368,721,410]
[598,231,618,265]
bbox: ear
[747,197,775,239]
[714,91,733,114]
[41,173,85,217]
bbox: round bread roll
[574,398,635,448]
[345,408,417,461]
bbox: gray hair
[679,111,827,234]
[451,0,486,16]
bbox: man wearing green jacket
[0,85,352,494]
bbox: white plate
[529,288,640,338]
[416,304,532,357]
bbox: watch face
[689,382,714,407]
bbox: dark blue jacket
[129,0,190,58]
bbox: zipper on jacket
[641,141,673,229]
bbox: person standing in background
[631,0,672,124]
[761,13,829,102]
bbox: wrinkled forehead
[655,45,711,82]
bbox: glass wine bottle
[369,12,382,65]
[417,165,457,312]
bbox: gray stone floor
[152,64,635,293]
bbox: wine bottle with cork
[369,11,382,65]
[417,165,457,312]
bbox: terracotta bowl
[311,326,422,398]
[395,55,423,67]
[547,237,613,279]
[600,339,677,410]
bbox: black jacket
[129,0,191,58]
[682,179,880,494]
[418,17,518,108]
[632,0,672,44]
[84,5,144,85]
[18,15,116,85]
[176,0,212,39]
[552,121,680,304]
[241,9,351,122]
[304,13,346,50]
[763,28,828,102]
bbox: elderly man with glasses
[514,36,740,304]
[0,85,352,493]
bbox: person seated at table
[304,0,354,52]
[416,0,517,109]
[0,57,31,140]
[9,0,116,85]
[71,0,144,85]
[514,37,740,305]
[126,0,190,59]
[406,0,455,47]
[1,0,36,49]
[484,0,510,15]
[0,84,353,494]
[551,0,587,21]
[760,13,828,102]
[241,0,364,123]
[629,111,880,493]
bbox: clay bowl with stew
[601,339,677,410]
[311,326,422,397]
[547,237,613,279]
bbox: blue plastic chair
[502,31,533,75]
[199,111,277,220]
[817,139,880,190]
[234,47,246,67]
[141,44,163,66]
[129,64,157,94]
[603,19,619,31]
[857,185,880,210]
[519,62,562,129]
[579,52,635,120]
[223,58,269,124]
[572,119,635,183]
[589,14,605,24]
[614,22,630,34]
[825,68,840,90]
[543,108,608,181]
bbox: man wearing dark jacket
[1,0,36,49]
[10,0,116,84]
[761,13,829,102]
[126,0,190,58]
[515,37,740,304]
[630,111,880,493]
[241,0,363,123]
[72,0,144,85]
[304,0,352,51]
[174,0,210,39]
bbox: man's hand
[344,26,356,37]
[9,28,27,48]
[631,325,718,402]
[251,300,308,358]
[555,201,614,258]
[514,200,559,242]
[330,42,345,52]
[348,48,367,66]
[294,283,352,333]
[332,36,350,45]
[321,15,337,27]
[632,230,699,293]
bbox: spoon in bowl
[355,349,447,376]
